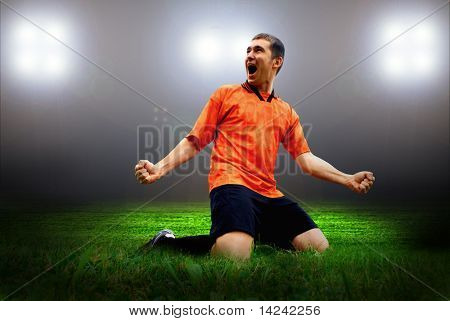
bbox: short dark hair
[252,33,285,75]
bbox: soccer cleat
[142,229,175,250]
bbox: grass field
[0,201,449,300]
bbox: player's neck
[253,80,273,95]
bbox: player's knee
[211,231,254,260]
[315,237,329,252]
[292,228,329,253]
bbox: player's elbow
[184,136,202,154]
[297,152,314,175]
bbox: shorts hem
[287,223,319,242]
[210,226,255,242]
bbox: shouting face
[245,38,283,87]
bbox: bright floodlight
[383,23,405,42]
[45,55,66,76]
[411,52,433,74]
[231,36,250,61]
[189,31,256,73]
[16,24,38,43]
[16,53,36,74]
[384,53,406,76]
[382,21,435,79]
[414,25,432,45]
[192,33,220,64]
[14,21,68,78]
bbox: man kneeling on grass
[134,33,375,260]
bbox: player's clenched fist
[134,160,162,184]
[345,171,375,194]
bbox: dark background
[1,0,449,204]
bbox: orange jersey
[186,82,310,198]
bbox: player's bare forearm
[295,152,375,194]
[296,152,349,184]
[156,138,199,175]
[134,138,199,184]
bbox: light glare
[45,55,66,76]
[13,20,69,79]
[16,53,36,74]
[383,23,405,41]
[384,54,406,76]
[45,22,66,39]
[413,25,432,45]
[192,34,220,63]
[16,24,38,43]
[381,21,436,79]
[231,36,250,61]
[188,30,257,71]
[411,52,433,74]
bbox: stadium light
[16,24,38,43]
[382,22,435,78]
[412,52,433,74]
[13,21,69,78]
[45,54,66,76]
[191,33,221,64]
[188,29,256,71]
[231,36,250,62]
[384,53,406,76]
[16,53,36,74]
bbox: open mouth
[247,64,257,75]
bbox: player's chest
[219,101,288,130]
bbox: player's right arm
[135,137,199,184]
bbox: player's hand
[345,171,375,194]
[134,160,162,184]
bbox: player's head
[245,33,285,86]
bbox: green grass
[0,201,448,300]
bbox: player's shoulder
[274,95,295,112]
[211,84,242,100]
[273,96,302,122]
[219,83,241,90]
[216,83,242,93]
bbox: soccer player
[134,33,375,260]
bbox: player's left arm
[296,152,375,194]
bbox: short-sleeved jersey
[186,82,311,198]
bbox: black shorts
[209,184,318,249]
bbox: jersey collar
[241,81,276,102]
